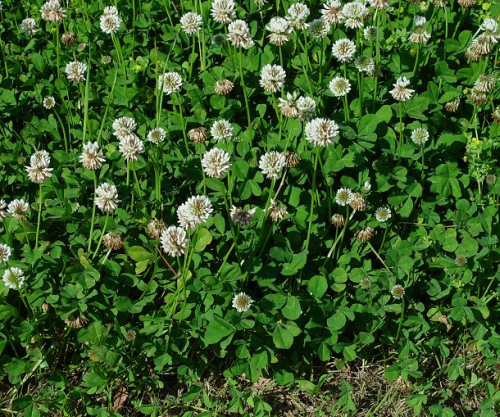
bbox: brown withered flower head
[330,213,345,228]
[147,218,166,240]
[285,150,301,168]
[188,127,207,143]
[354,226,375,242]
[214,79,234,95]
[61,31,77,46]
[103,232,124,250]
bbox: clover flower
[21,18,38,36]
[279,92,300,118]
[260,64,286,92]
[259,151,287,179]
[267,17,292,46]
[342,1,368,29]
[321,0,344,25]
[100,12,122,34]
[389,77,414,102]
[25,150,53,184]
[331,213,345,227]
[211,120,233,141]
[375,206,392,222]
[297,96,316,120]
[95,183,119,212]
[305,118,339,146]
[189,127,208,143]
[287,3,310,29]
[329,77,351,97]
[211,0,236,23]
[335,188,354,206]
[161,226,189,256]
[80,142,105,170]
[119,136,144,161]
[268,199,288,222]
[227,20,254,48]
[3,267,25,290]
[40,0,66,23]
[230,206,256,226]
[65,60,87,83]
[147,128,166,144]
[308,18,330,39]
[354,226,375,242]
[43,96,55,109]
[113,116,137,140]
[411,128,429,145]
[147,218,166,240]
[391,284,405,300]
[332,38,356,62]
[0,200,6,222]
[214,79,234,95]
[202,148,232,178]
[355,55,375,73]
[177,195,213,229]
[0,244,11,263]
[103,232,124,250]
[8,199,29,221]
[232,292,253,312]
[158,72,183,94]
[180,12,203,34]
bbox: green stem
[395,298,405,343]
[35,183,43,249]
[239,49,252,144]
[92,212,110,259]
[397,102,403,161]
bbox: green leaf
[281,296,301,320]
[204,316,235,345]
[327,312,346,331]
[281,250,308,276]
[194,228,212,252]
[308,275,328,298]
[273,325,294,349]
[127,246,153,262]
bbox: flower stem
[35,183,43,250]
[92,212,109,260]
[395,298,405,343]
[304,148,321,252]
[397,102,404,161]
[239,49,252,144]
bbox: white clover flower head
[158,72,183,95]
[25,150,53,184]
[161,226,189,257]
[390,77,415,102]
[279,91,300,118]
[267,17,292,46]
[40,0,66,23]
[287,3,310,29]
[119,136,144,161]
[474,74,496,93]
[113,116,137,140]
[103,6,119,16]
[232,292,253,312]
[102,55,112,64]
[355,55,375,73]
[260,64,286,93]
[409,27,431,43]
[180,12,203,34]
[481,18,498,33]
[391,284,405,300]
[0,244,12,263]
[335,187,354,206]
[308,18,330,39]
[21,18,38,36]
[3,267,25,290]
[100,13,122,34]
[305,118,339,146]
[211,120,233,141]
[259,151,287,179]
[414,16,426,27]
[65,61,87,83]
[411,128,429,145]
[342,1,368,29]
[43,96,55,109]
[297,96,316,120]
[332,38,356,62]
[202,148,232,178]
[230,206,257,226]
[268,199,288,222]
[178,195,213,229]
[0,200,7,222]
[321,0,344,25]
[80,142,105,170]
[95,182,119,212]
[375,206,392,222]
[329,77,351,97]
[147,127,166,144]
[211,0,236,23]
[369,0,390,9]
[227,19,254,48]
[8,199,29,221]
[363,26,378,41]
